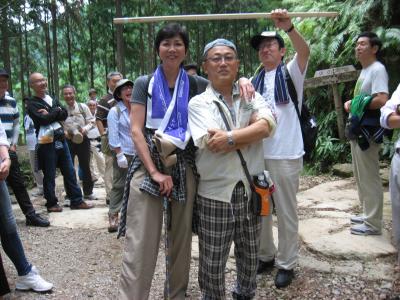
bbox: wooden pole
[114,12,338,24]
[331,83,345,141]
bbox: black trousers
[67,137,93,196]
[6,151,35,216]
[0,254,10,297]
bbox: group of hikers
[0,7,400,300]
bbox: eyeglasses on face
[205,55,237,64]
[258,41,279,50]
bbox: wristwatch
[396,104,400,115]
[227,131,235,146]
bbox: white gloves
[116,152,128,168]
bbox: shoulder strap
[115,103,121,118]
[188,74,198,100]
[284,65,301,120]
[145,73,154,99]
[78,103,86,118]
[214,101,255,191]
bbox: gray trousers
[104,154,114,201]
[351,140,383,232]
[109,154,133,214]
[29,150,43,190]
[390,152,400,262]
[119,165,195,300]
[259,158,302,270]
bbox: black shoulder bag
[284,66,318,161]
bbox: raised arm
[271,8,310,74]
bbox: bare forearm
[232,119,270,145]
[388,113,400,129]
[369,93,388,110]
[96,120,105,135]
[287,29,310,73]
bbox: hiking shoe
[350,215,365,224]
[16,266,53,292]
[275,269,294,289]
[350,223,381,236]
[26,213,50,227]
[257,258,275,274]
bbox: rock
[332,163,353,178]
[297,180,358,211]
[299,256,331,273]
[315,211,352,219]
[48,206,109,229]
[364,262,394,281]
[333,260,363,275]
[299,218,396,260]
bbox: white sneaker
[350,215,365,224]
[16,266,53,292]
[64,198,70,207]
[84,193,98,200]
[350,223,381,236]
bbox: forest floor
[1,173,400,300]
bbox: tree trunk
[51,0,59,99]
[115,0,125,75]
[66,9,74,85]
[139,27,145,74]
[43,8,53,96]
[88,9,94,88]
[1,5,12,95]
[24,3,31,97]
[18,17,25,99]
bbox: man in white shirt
[189,39,276,299]
[380,84,400,265]
[344,32,389,236]
[63,84,97,200]
[250,9,310,288]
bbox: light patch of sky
[12,0,88,30]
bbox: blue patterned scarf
[253,63,290,105]
[151,65,190,148]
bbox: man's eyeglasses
[258,41,279,50]
[205,55,237,64]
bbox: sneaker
[64,198,70,207]
[84,193,98,200]
[31,189,44,198]
[16,266,53,292]
[350,223,381,236]
[275,269,294,289]
[350,215,365,224]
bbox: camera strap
[214,101,255,192]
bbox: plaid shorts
[197,182,261,299]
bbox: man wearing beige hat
[63,84,97,200]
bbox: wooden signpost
[304,65,359,140]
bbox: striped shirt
[0,94,19,145]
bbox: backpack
[284,65,318,161]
